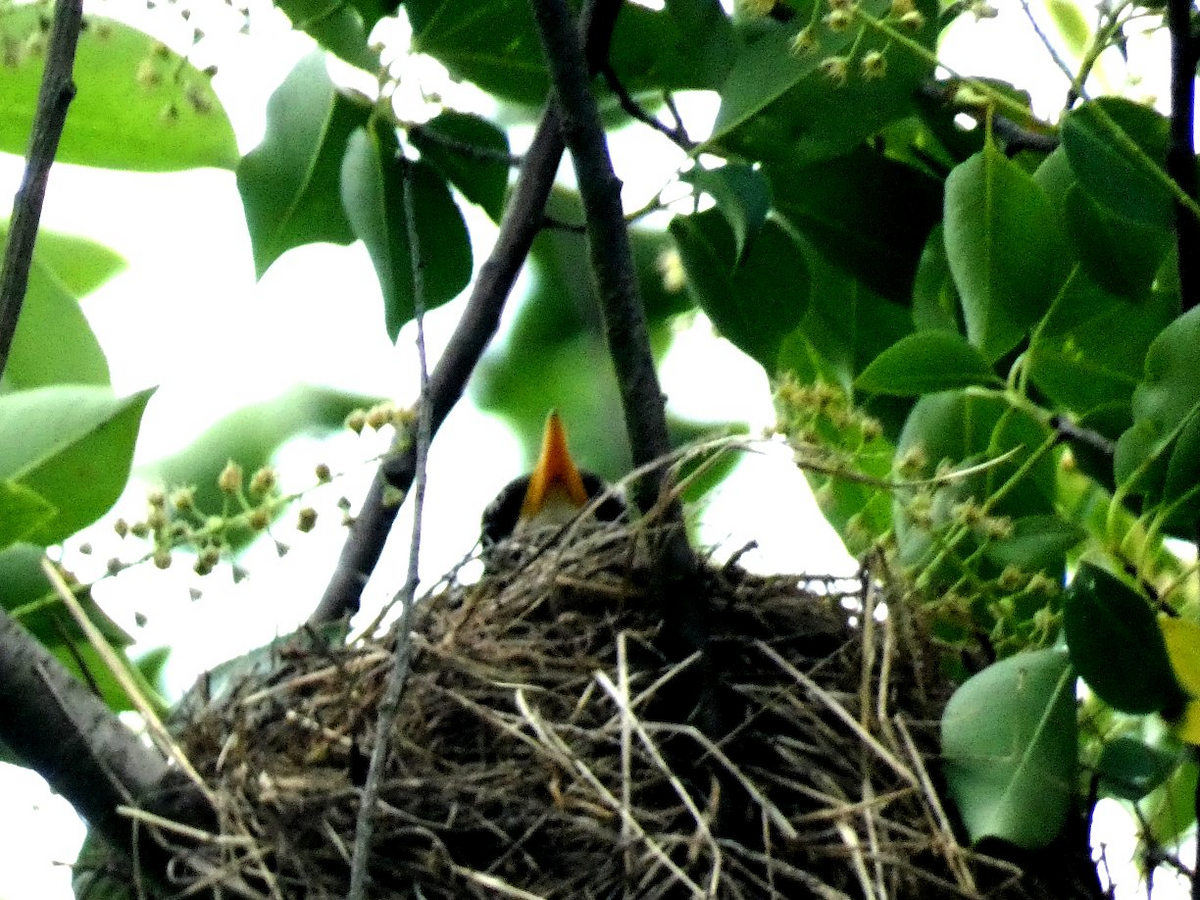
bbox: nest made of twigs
[169,520,1041,899]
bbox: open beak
[519,411,590,521]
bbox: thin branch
[1167,0,1200,312]
[599,64,694,149]
[307,0,624,626]
[0,0,83,380]
[347,159,434,900]
[1049,414,1117,457]
[1016,0,1079,90]
[406,121,523,166]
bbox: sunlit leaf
[0,482,55,550]
[0,387,153,545]
[941,647,1077,848]
[0,9,236,170]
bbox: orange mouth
[519,411,590,521]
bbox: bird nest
[169,521,1036,899]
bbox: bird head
[480,412,625,549]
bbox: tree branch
[0,0,83,380]
[1167,0,1200,312]
[307,0,623,626]
[0,605,213,892]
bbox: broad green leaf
[911,225,962,333]
[0,225,115,391]
[0,9,236,171]
[681,163,772,262]
[340,128,472,341]
[708,0,937,165]
[1047,0,1091,55]
[767,147,944,303]
[0,387,153,545]
[0,481,55,550]
[941,647,1077,848]
[944,140,1071,361]
[406,0,732,107]
[669,208,809,369]
[272,0,388,70]
[1096,737,1178,802]
[1027,276,1175,415]
[1115,307,1200,503]
[1062,98,1174,229]
[410,111,511,222]
[1063,184,1171,301]
[1063,562,1184,714]
[855,331,998,395]
[238,52,368,277]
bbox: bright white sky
[0,0,1186,896]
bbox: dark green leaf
[271,0,385,69]
[0,9,236,170]
[911,224,962,333]
[238,52,368,277]
[1064,184,1171,301]
[340,129,472,341]
[708,0,937,165]
[767,147,944,302]
[855,331,999,396]
[1027,275,1175,414]
[941,647,1077,848]
[411,111,511,222]
[1062,562,1185,714]
[1097,737,1180,802]
[1062,98,1173,228]
[1114,307,1200,503]
[0,482,55,550]
[0,387,153,545]
[681,163,772,262]
[669,208,809,369]
[944,140,1072,360]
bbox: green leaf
[1115,306,1200,503]
[0,9,236,171]
[340,128,472,341]
[271,0,388,70]
[410,111,511,222]
[944,140,1072,361]
[1062,98,1173,228]
[1140,758,1198,847]
[855,331,999,396]
[0,387,153,545]
[708,0,937,165]
[681,163,772,262]
[0,481,55,550]
[982,514,1084,575]
[1063,184,1171,302]
[669,208,809,369]
[941,647,1077,848]
[237,52,368,278]
[911,224,962,333]
[767,147,944,303]
[1097,737,1179,802]
[1027,275,1175,415]
[1062,562,1185,714]
[0,225,116,391]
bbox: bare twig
[0,0,83,380]
[347,159,434,900]
[599,64,695,149]
[308,0,624,626]
[1167,0,1200,312]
